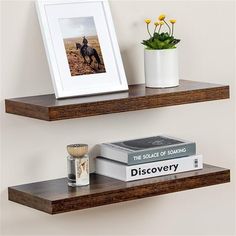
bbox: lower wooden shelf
[8,164,230,214]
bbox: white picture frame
[36,0,128,99]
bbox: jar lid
[67,144,88,157]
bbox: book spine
[126,155,203,181]
[127,143,196,165]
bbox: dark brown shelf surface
[5,80,229,121]
[8,164,230,214]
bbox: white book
[96,154,203,182]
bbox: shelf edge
[8,166,230,214]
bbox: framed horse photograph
[36,0,128,98]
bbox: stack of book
[96,135,203,182]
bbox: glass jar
[67,144,89,187]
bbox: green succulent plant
[142,32,180,50]
[142,15,181,50]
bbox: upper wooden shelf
[5,80,229,121]
[8,164,230,214]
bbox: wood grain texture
[5,80,230,121]
[8,164,230,214]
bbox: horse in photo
[76,36,102,70]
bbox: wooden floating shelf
[8,164,230,214]
[5,80,229,121]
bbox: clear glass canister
[67,144,89,187]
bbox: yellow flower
[158,14,166,21]
[154,22,159,26]
[170,19,176,24]
[159,21,164,25]
[145,19,151,24]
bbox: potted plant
[142,14,180,88]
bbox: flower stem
[163,19,171,35]
[158,25,162,34]
[153,25,157,35]
[147,24,152,38]
[171,24,174,36]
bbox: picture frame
[36,0,128,99]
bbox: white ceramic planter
[144,48,179,88]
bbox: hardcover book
[96,154,203,182]
[99,135,196,165]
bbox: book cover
[96,154,203,182]
[100,135,196,165]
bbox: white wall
[1,1,235,235]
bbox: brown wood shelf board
[5,80,230,121]
[8,164,230,214]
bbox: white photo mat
[36,0,128,98]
